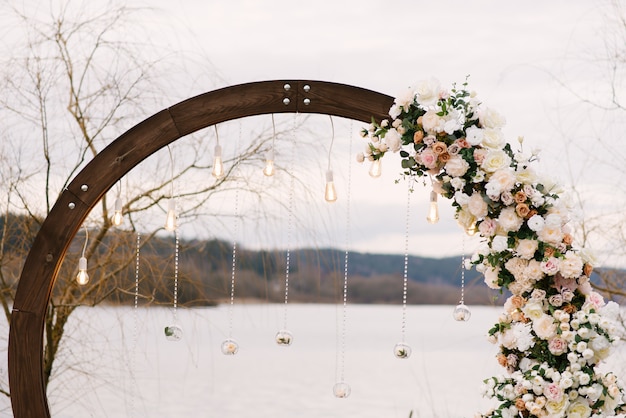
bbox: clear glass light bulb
[324,170,337,202]
[368,159,382,178]
[426,191,440,224]
[212,144,224,178]
[263,150,275,176]
[76,256,89,285]
[112,197,123,226]
[333,382,351,398]
[466,220,478,236]
[164,198,177,231]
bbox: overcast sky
[126,0,623,264]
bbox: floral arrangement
[358,78,626,418]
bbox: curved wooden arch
[8,80,394,417]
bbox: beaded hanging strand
[275,114,296,346]
[333,121,353,399]
[129,231,141,418]
[221,122,242,356]
[453,235,471,321]
[393,180,413,359]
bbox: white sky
[132,0,625,263]
[5,0,624,263]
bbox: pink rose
[548,337,567,355]
[586,291,606,309]
[473,148,487,164]
[478,218,497,237]
[541,257,560,276]
[543,383,564,402]
[420,148,438,169]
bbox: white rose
[527,214,545,232]
[524,260,544,282]
[560,251,583,279]
[523,300,545,321]
[484,267,501,289]
[450,177,466,190]
[384,128,402,152]
[516,167,537,185]
[394,86,416,111]
[498,207,523,233]
[421,110,445,134]
[538,225,564,245]
[445,156,470,177]
[468,192,489,218]
[533,314,557,340]
[466,126,484,146]
[487,168,517,193]
[481,149,512,173]
[516,239,538,260]
[414,78,442,107]
[481,128,505,149]
[566,400,591,418]
[491,235,509,252]
[479,107,507,129]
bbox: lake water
[5,304,626,417]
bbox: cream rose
[445,156,470,177]
[384,128,402,152]
[566,399,591,418]
[414,78,441,107]
[421,110,444,133]
[533,314,558,340]
[516,239,538,260]
[481,149,512,173]
[479,107,507,129]
[481,127,505,148]
[468,192,488,218]
[487,168,517,193]
[498,207,523,232]
[560,251,583,279]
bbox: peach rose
[413,130,424,144]
[438,152,451,163]
[516,203,530,218]
[514,191,527,204]
[432,141,447,155]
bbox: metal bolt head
[81,184,88,192]
[283,98,291,105]
[303,84,311,92]
[303,98,311,105]
[45,253,54,263]
[68,202,76,209]
[283,83,291,91]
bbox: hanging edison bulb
[426,190,440,224]
[263,149,275,176]
[164,198,177,231]
[76,256,89,285]
[112,197,124,226]
[368,159,382,178]
[275,329,293,346]
[212,144,224,179]
[324,170,337,202]
[465,220,478,236]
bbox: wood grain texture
[8,80,393,417]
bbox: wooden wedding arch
[8,80,394,417]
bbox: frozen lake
[4,304,626,417]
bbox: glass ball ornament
[221,339,239,355]
[453,303,471,322]
[333,381,351,398]
[275,329,293,346]
[164,324,183,341]
[393,342,412,359]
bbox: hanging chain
[173,229,179,323]
[130,231,141,418]
[228,187,239,338]
[282,114,297,330]
[401,181,411,343]
[460,235,466,305]
[338,122,353,383]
